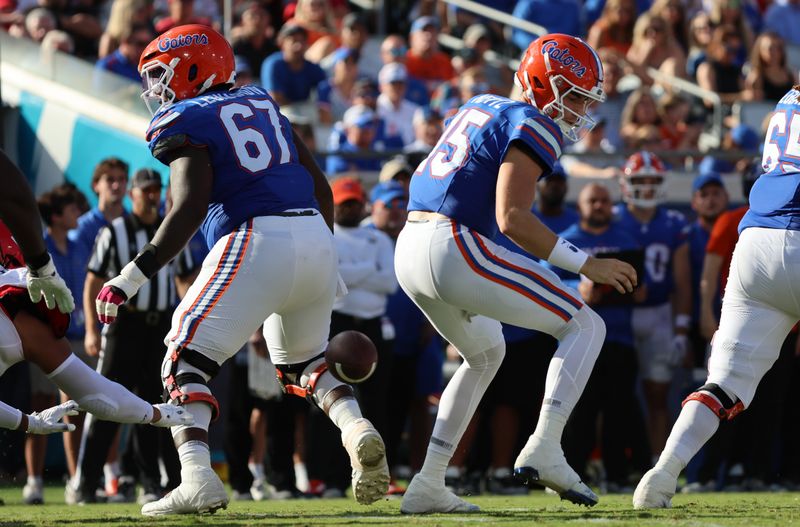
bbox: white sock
[178,440,210,469]
[103,461,119,483]
[328,397,362,431]
[655,400,720,477]
[532,405,569,444]
[248,461,265,481]
[26,475,42,487]
[48,354,153,423]
[418,448,451,483]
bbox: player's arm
[84,272,105,356]
[699,252,723,341]
[95,146,211,324]
[496,144,636,294]
[293,129,334,231]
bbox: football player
[95,25,389,515]
[395,33,637,514]
[0,151,192,433]
[633,88,799,508]
[616,152,692,459]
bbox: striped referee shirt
[88,214,191,312]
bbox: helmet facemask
[140,57,180,115]
[622,174,667,208]
[541,54,605,142]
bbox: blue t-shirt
[68,208,123,254]
[95,49,141,83]
[146,85,318,247]
[260,52,328,104]
[409,94,564,239]
[497,205,579,343]
[544,224,640,347]
[740,89,800,233]
[45,234,90,340]
[615,205,689,306]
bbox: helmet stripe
[583,41,603,83]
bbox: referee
[76,169,193,503]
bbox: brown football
[325,330,378,384]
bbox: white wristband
[547,237,589,275]
[675,314,691,330]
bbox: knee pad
[162,345,220,421]
[682,382,744,421]
[275,353,354,412]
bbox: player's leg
[12,311,188,426]
[634,228,800,508]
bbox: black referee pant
[77,308,179,498]
[306,312,392,492]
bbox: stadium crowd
[1,0,800,507]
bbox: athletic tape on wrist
[547,237,589,275]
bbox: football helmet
[515,33,606,142]
[139,24,236,115]
[621,151,668,208]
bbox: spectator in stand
[40,27,72,53]
[37,0,102,58]
[405,16,455,96]
[322,12,381,79]
[377,63,419,148]
[560,118,622,179]
[763,0,800,47]
[431,65,489,119]
[380,34,429,107]
[648,0,689,53]
[620,88,661,150]
[587,0,637,56]
[556,183,646,494]
[285,0,339,62]
[153,0,218,26]
[403,107,443,168]
[709,0,755,57]
[686,11,713,80]
[627,12,687,83]
[154,0,211,34]
[745,32,795,103]
[461,23,512,95]
[658,94,702,151]
[98,0,153,59]
[378,156,414,194]
[592,48,630,152]
[68,157,128,257]
[325,105,383,175]
[697,25,749,107]
[317,47,361,122]
[584,0,651,27]
[510,0,583,52]
[233,55,255,87]
[94,24,153,83]
[231,1,278,80]
[37,185,93,498]
[698,124,760,175]
[261,23,330,123]
[22,7,55,42]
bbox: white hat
[378,63,408,85]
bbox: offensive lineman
[395,34,638,514]
[633,88,800,508]
[95,25,389,515]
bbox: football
[325,330,378,384]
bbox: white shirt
[377,94,419,147]
[333,224,397,319]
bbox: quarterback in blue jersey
[93,25,389,515]
[615,151,692,458]
[633,89,799,508]
[395,33,637,514]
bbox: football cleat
[341,418,390,505]
[150,403,194,427]
[633,468,677,509]
[400,474,480,514]
[22,480,44,505]
[513,436,598,506]
[141,466,228,515]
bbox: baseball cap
[370,181,407,204]
[343,105,376,128]
[463,23,490,48]
[730,124,760,150]
[331,176,365,205]
[132,168,162,189]
[410,16,439,33]
[379,156,413,182]
[352,78,379,99]
[278,23,307,41]
[378,63,407,85]
[692,171,724,193]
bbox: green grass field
[1,487,800,526]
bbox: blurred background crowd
[1,0,800,507]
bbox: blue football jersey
[615,205,689,306]
[146,85,318,248]
[408,94,564,239]
[740,88,800,233]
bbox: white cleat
[400,474,480,514]
[150,403,194,428]
[141,466,228,516]
[341,418,390,505]
[22,481,44,505]
[633,468,676,509]
[513,436,598,507]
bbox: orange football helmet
[621,151,668,207]
[515,33,605,142]
[139,24,236,115]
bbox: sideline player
[95,25,389,515]
[0,150,193,431]
[633,87,800,508]
[395,34,637,514]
